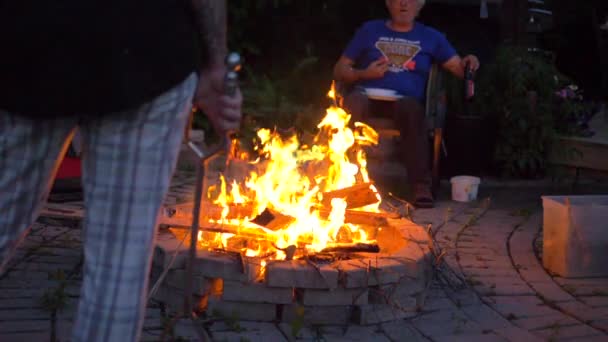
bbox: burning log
[201,202,256,220]
[321,182,380,209]
[167,222,271,241]
[272,244,297,260]
[250,208,275,226]
[161,202,256,223]
[167,221,315,248]
[225,236,275,253]
[316,207,398,226]
[320,242,380,254]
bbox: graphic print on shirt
[375,38,421,72]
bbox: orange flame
[204,86,381,259]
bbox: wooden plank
[316,207,398,226]
[39,204,84,220]
[163,202,255,221]
[321,182,380,209]
[550,136,608,171]
[320,243,380,254]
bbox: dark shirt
[0,1,202,118]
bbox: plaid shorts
[0,73,196,341]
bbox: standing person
[0,1,241,341]
[333,0,479,208]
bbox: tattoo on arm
[191,0,227,66]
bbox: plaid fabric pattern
[0,73,196,341]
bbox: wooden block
[321,182,380,209]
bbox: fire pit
[151,87,435,325]
[152,219,432,325]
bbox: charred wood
[320,242,380,254]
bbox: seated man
[333,0,480,208]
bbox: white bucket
[450,176,481,202]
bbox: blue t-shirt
[343,20,457,103]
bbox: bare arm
[334,56,362,84]
[442,54,480,79]
[333,55,388,84]
[191,0,228,68]
[190,0,242,134]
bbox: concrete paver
[534,324,605,340]
[433,333,507,342]
[512,314,580,331]
[424,192,608,341]
[210,322,287,342]
[580,296,608,308]
[381,319,429,341]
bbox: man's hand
[461,55,480,72]
[333,56,388,84]
[193,65,242,134]
[443,54,480,79]
[189,0,240,134]
[363,57,389,79]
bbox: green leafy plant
[194,54,325,156]
[242,54,322,129]
[290,305,306,339]
[226,311,245,333]
[40,270,70,342]
[222,0,391,136]
[552,84,596,137]
[473,45,569,177]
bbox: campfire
[153,86,434,325]
[175,85,394,262]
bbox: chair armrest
[425,64,447,129]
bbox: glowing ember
[203,84,381,259]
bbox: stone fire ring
[150,217,434,326]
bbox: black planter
[441,114,498,178]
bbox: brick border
[150,218,433,326]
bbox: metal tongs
[183,52,242,317]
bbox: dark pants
[344,90,430,187]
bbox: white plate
[364,87,396,97]
[366,93,404,101]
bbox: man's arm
[334,56,362,84]
[442,55,480,79]
[190,0,242,134]
[333,56,389,84]
[191,0,228,68]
